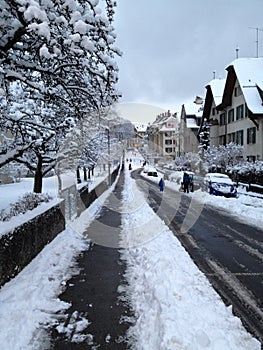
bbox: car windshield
[210,176,233,185]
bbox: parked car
[147,169,158,177]
[143,165,158,177]
[203,173,237,198]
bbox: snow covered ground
[0,168,110,238]
[0,152,262,349]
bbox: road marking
[206,259,263,315]
[206,272,263,276]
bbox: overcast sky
[114,0,263,123]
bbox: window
[219,135,226,145]
[165,132,172,137]
[165,147,173,153]
[236,130,244,145]
[227,133,235,143]
[236,104,244,120]
[228,108,234,123]
[212,108,216,116]
[247,127,256,144]
[247,155,256,162]
[219,112,226,126]
[165,139,172,145]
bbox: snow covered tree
[174,152,202,172]
[204,143,244,172]
[0,0,121,192]
[199,118,210,151]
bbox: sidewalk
[50,171,133,349]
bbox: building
[200,78,226,147]
[147,111,178,161]
[179,97,203,156]
[130,123,148,149]
[200,58,263,161]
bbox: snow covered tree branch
[0,0,122,192]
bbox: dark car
[203,173,237,198]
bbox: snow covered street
[120,165,261,350]
[0,153,262,349]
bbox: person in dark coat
[183,172,190,193]
[159,178,164,192]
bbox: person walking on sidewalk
[159,177,165,192]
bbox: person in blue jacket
[159,178,165,192]
[183,172,190,193]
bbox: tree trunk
[77,166,81,184]
[56,170,62,192]
[83,166,87,181]
[34,156,43,193]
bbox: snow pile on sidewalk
[120,168,260,350]
[0,226,87,349]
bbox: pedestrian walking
[159,178,165,192]
[183,172,190,193]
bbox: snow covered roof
[186,118,199,129]
[183,101,203,116]
[206,78,226,106]
[134,123,147,132]
[228,58,263,114]
[149,115,177,130]
[159,125,176,131]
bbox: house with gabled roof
[215,58,263,161]
[147,111,178,160]
[179,97,203,155]
[199,78,226,147]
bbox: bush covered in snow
[0,193,53,222]
[227,161,263,186]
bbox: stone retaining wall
[0,165,121,287]
[0,202,65,287]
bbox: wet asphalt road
[49,171,133,349]
[132,169,263,345]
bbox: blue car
[203,173,237,198]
